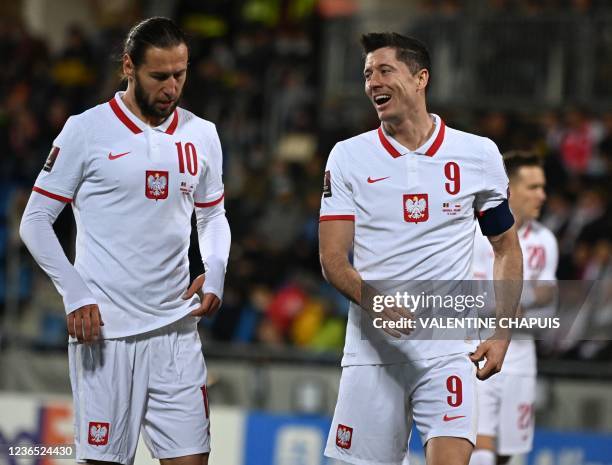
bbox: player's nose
[163,78,179,98]
[366,79,382,96]
[539,188,546,203]
[369,74,382,88]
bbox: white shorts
[324,353,477,465]
[477,372,535,455]
[68,316,210,464]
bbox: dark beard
[134,76,180,121]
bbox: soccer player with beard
[20,17,230,465]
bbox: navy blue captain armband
[476,199,514,236]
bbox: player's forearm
[491,226,523,334]
[19,194,96,313]
[320,252,362,304]
[195,208,231,299]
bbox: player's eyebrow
[363,63,397,78]
[149,68,187,79]
[364,63,395,75]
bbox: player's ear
[122,53,135,80]
[416,68,429,91]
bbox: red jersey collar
[109,92,179,135]
[520,221,532,239]
[378,114,446,158]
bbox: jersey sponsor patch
[323,170,332,197]
[43,146,60,172]
[88,421,110,446]
[403,193,429,223]
[145,170,169,200]
[336,424,353,449]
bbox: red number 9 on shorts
[446,375,463,407]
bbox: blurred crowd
[418,0,612,15]
[0,1,610,361]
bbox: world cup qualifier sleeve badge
[323,170,332,198]
[43,146,60,172]
[403,193,429,223]
[145,170,169,200]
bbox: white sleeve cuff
[202,255,226,300]
[196,209,231,302]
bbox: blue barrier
[244,412,335,465]
[525,430,612,465]
[2,402,611,465]
[243,411,612,465]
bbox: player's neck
[382,110,434,151]
[514,214,527,231]
[121,89,165,127]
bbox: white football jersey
[320,114,510,364]
[33,92,225,338]
[472,220,558,375]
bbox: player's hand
[183,274,221,318]
[469,336,510,380]
[190,293,221,318]
[67,304,104,343]
[183,274,205,301]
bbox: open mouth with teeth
[374,94,392,106]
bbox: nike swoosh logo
[443,414,466,422]
[367,176,390,183]
[108,151,131,160]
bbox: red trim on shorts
[319,215,355,222]
[32,186,72,203]
[109,97,143,134]
[195,193,224,208]
[201,385,210,419]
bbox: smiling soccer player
[319,32,523,465]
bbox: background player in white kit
[470,151,558,465]
[19,18,230,465]
[319,32,523,465]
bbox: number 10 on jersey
[176,142,198,175]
